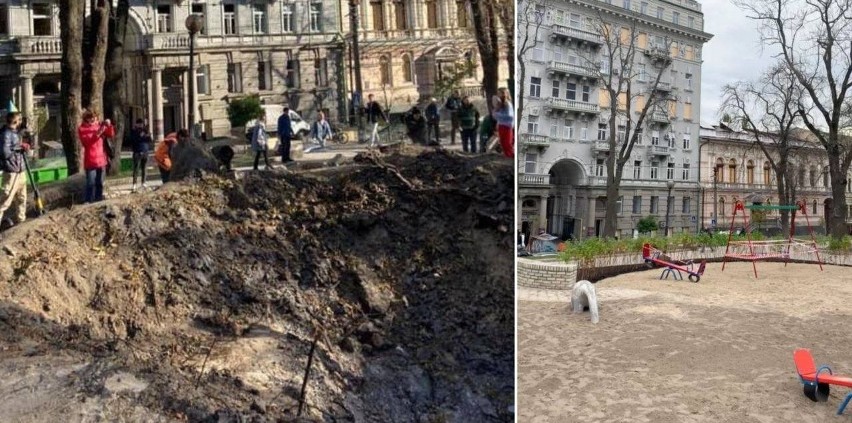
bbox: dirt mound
[0,150,514,422]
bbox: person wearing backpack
[0,111,30,228]
[250,110,273,170]
[457,96,480,153]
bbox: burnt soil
[0,150,514,422]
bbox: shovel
[20,150,45,216]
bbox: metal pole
[665,185,672,237]
[188,30,196,135]
[713,167,718,230]
[350,0,364,130]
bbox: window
[634,160,642,179]
[457,1,469,28]
[192,4,206,35]
[532,47,543,61]
[685,73,693,89]
[552,80,560,98]
[223,4,237,35]
[569,13,581,28]
[638,64,646,82]
[657,6,664,19]
[597,124,607,141]
[372,0,385,30]
[0,3,8,35]
[667,132,676,148]
[156,4,172,33]
[667,195,674,214]
[617,125,626,141]
[596,159,605,177]
[651,161,659,179]
[580,124,588,140]
[688,16,694,28]
[527,115,539,134]
[682,163,690,180]
[747,160,755,184]
[566,83,577,100]
[618,196,624,214]
[728,159,737,183]
[32,3,56,36]
[563,119,574,139]
[426,0,438,28]
[227,63,242,93]
[530,77,541,97]
[380,55,392,86]
[196,65,210,95]
[716,158,725,182]
[682,134,691,150]
[286,59,300,88]
[810,166,817,187]
[682,197,691,214]
[650,196,659,213]
[813,200,817,215]
[672,11,680,25]
[667,161,675,179]
[310,3,322,32]
[395,0,408,30]
[719,197,726,216]
[651,130,660,146]
[582,85,590,102]
[635,128,643,145]
[623,0,631,9]
[640,1,648,13]
[633,196,642,213]
[315,58,328,86]
[252,3,267,33]
[282,4,294,32]
[763,162,771,185]
[524,153,537,174]
[555,10,564,24]
[600,58,610,74]
[402,55,413,83]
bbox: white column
[20,75,34,119]
[588,196,597,238]
[448,0,457,28]
[539,195,548,234]
[384,0,393,31]
[152,67,164,141]
[182,69,190,130]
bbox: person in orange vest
[154,132,178,183]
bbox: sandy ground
[518,262,852,422]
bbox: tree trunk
[776,175,789,236]
[829,160,849,238]
[59,0,84,175]
[83,0,111,116]
[603,171,623,239]
[469,0,500,110]
[103,0,130,176]
[495,0,513,92]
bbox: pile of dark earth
[0,150,514,423]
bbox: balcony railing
[712,182,831,193]
[522,134,551,147]
[644,45,672,62]
[145,32,335,51]
[15,36,62,55]
[546,98,600,114]
[648,145,670,156]
[547,61,597,79]
[592,140,610,152]
[650,110,670,124]
[520,173,552,186]
[652,81,672,91]
[551,24,604,45]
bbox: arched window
[715,158,724,183]
[810,166,817,187]
[719,197,726,217]
[728,159,737,183]
[798,166,805,186]
[747,160,755,185]
[402,54,413,83]
[763,162,771,185]
[380,55,392,86]
[813,200,818,215]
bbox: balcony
[644,46,672,63]
[652,81,673,92]
[522,134,551,147]
[545,98,600,115]
[592,140,611,153]
[550,24,604,46]
[547,61,598,80]
[520,173,552,186]
[650,110,670,124]
[14,36,62,57]
[144,32,333,51]
[647,145,670,157]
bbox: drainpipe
[698,137,705,233]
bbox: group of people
[400,88,515,158]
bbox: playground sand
[518,261,852,422]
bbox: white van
[245,104,311,141]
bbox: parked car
[245,105,311,141]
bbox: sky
[699,0,780,126]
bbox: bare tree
[588,17,675,238]
[468,0,501,110]
[516,0,545,124]
[735,0,852,239]
[59,0,84,174]
[721,63,806,235]
[82,0,111,116]
[103,0,131,175]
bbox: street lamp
[185,14,204,138]
[349,0,364,130]
[665,179,675,236]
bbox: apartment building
[699,124,850,234]
[518,0,712,240]
[0,0,344,141]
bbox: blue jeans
[85,167,105,203]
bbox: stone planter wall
[517,259,578,290]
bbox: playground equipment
[642,243,707,282]
[793,348,852,415]
[571,280,599,324]
[722,199,823,278]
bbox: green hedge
[558,232,773,263]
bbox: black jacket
[129,128,152,154]
[0,126,23,173]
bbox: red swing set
[722,199,823,278]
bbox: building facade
[518,0,712,240]
[698,124,852,234]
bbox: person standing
[251,110,272,170]
[445,89,462,145]
[457,96,480,153]
[404,107,428,145]
[425,98,441,145]
[154,132,178,183]
[78,110,111,203]
[493,87,515,159]
[277,107,294,163]
[129,118,152,191]
[0,112,30,227]
[365,94,386,147]
[310,111,333,150]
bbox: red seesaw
[642,243,707,283]
[794,348,852,415]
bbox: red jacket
[78,121,110,170]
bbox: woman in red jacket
[78,110,113,203]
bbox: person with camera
[0,112,31,228]
[78,110,113,203]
